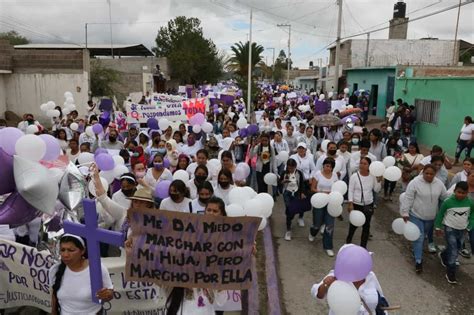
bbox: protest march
[1,0,474,314]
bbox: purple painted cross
[63,198,124,304]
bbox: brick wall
[0,40,14,71]
[13,49,83,71]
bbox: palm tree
[227,41,265,77]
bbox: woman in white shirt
[400,142,424,191]
[144,153,173,189]
[56,129,69,152]
[159,179,192,212]
[213,169,235,205]
[190,181,214,214]
[309,158,339,256]
[187,165,209,200]
[346,157,382,249]
[50,234,113,315]
[368,129,386,161]
[455,115,473,164]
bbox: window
[415,99,440,125]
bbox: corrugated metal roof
[14,43,154,57]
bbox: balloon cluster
[369,157,402,181]
[40,91,76,118]
[392,193,421,241]
[226,187,274,231]
[310,180,347,219]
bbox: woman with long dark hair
[250,133,277,193]
[49,235,113,315]
[159,179,192,212]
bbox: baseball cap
[297,142,307,149]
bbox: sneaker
[459,249,471,258]
[438,252,446,267]
[326,249,335,257]
[415,262,423,274]
[308,233,315,242]
[320,225,325,234]
[284,231,292,241]
[428,243,437,253]
[445,273,458,284]
[298,218,305,227]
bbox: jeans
[283,191,303,231]
[311,206,335,250]
[440,226,465,274]
[256,163,271,193]
[346,203,373,248]
[455,139,472,159]
[409,215,434,264]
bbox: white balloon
[113,155,125,165]
[327,281,361,315]
[26,124,39,134]
[85,126,95,138]
[331,180,348,195]
[254,193,274,218]
[14,156,59,215]
[263,173,278,186]
[328,92,334,98]
[67,104,76,111]
[369,161,385,177]
[40,103,49,112]
[242,186,257,199]
[258,216,267,231]
[346,105,354,109]
[192,124,201,133]
[64,91,73,99]
[88,177,109,198]
[328,191,344,207]
[100,170,115,184]
[226,204,245,217]
[243,199,262,217]
[158,119,170,131]
[328,203,343,217]
[392,218,406,235]
[46,101,56,110]
[321,139,330,152]
[77,152,94,165]
[46,109,56,118]
[277,151,289,165]
[70,122,79,131]
[311,193,329,208]
[383,156,396,168]
[404,221,421,241]
[384,166,402,182]
[62,107,71,115]
[15,135,46,161]
[173,170,189,182]
[387,126,393,132]
[349,210,366,227]
[236,117,247,129]
[201,122,213,133]
[319,94,325,100]
[229,187,246,207]
[52,109,60,118]
[343,87,350,94]
[113,164,129,179]
[334,159,343,173]
[66,97,74,104]
[218,108,223,113]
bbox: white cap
[297,142,307,149]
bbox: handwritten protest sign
[331,100,347,112]
[125,94,209,123]
[0,239,166,314]
[126,208,261,290]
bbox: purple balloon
[0,191,41,227]
[92,123,103,135]
[163,158,170,169]
[334,245,373,282]
[95,153,115,171]
[213,104,219,109]
[213,108,219,114]
[147,118,159,130]
[190,113,205,126]
[99,111,111,128]
[94,148,108,157]
[155,180,171,199]
[0,127,24,155]
[239,128,248,138]
[247,124,259,136]
[39,134,61,161]
[0,148,15,195]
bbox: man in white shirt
[349,139,377,174]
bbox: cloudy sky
[1,0,473,68]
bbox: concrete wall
[346,68,396,117]
[0,75,6,118]
[4,72,89,125]
[388,18,408,39]
[394,77,474,156]
[351,39,457,68]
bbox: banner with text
[0,239,166,314]
[125,208,261,290]
[125,94,209,124]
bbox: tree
[0,30,29,45]
[90,60,120,98]
[153,16,223,84]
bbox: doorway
[370,84,378,115]
[353,83,358,93]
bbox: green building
[345,67,396,118]
[393,75,474,156]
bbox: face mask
[169,193,180,202]
[122,188,136,197]
[199,197,210,204]
[27,118,34,124]
[188,139,196,146]
[135,171,146,179]
[195,175,207,183]
[109,136,117,142]
[352,139,359,144]
[328,149,337,156]
[157,148,167,155]
[219,181,230,189]
[153,162,164,170]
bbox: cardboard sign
[0,239,166,314]
[125,208,261,290]
[125,95,209,123]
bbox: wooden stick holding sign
[125,208,261,290]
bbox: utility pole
[334,0,343,93]
[266,47,275,82]
[247,7,253,121]
[107,0,114,58]
[277,24,291,85]
[365,32,370,67]
[452,0,462,65]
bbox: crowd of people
[1,84,473,314]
